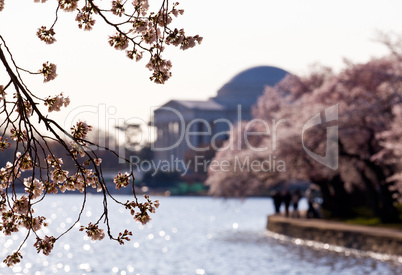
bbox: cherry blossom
[0,0,199,267]
[207,41,402,222]
[39,62,57,82]
[113,172,130,189]
[24,178,45,200]
[34,236,56,256]
[59,0,79,12]
[3,252,22,267]
[36,26,56,44]
[44,93,70,112]
[0,85,5,100]
[0,137,11,152]
[79,223,105,241]
[111,0,125,17]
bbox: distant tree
[207,39,402,222]
[0,0,200,266]
[206,122,289,198]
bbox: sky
[1,0,402,138]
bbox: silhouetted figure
[292,189,301,218]
[283,190,292,217]
[272,191,282,214]
[306,188,319,219]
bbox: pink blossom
[36,26,56,44]
[59,0,78,12]
[0,136,11,152]
[12,195,29,214]
[3,252,22,267]
[46,155,63,168]
[79,223,105,241]
[113,172,130,189]
[51,169,68,184]
[108,33,129,50]
[24,178,44,200]
[111,0,125,16]
[44,93,70,112]
[71,120,92,140]
[0,85,6,100]
[34,236,56,256]
[39,62,57,82]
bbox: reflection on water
[0,195,401,274]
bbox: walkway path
[267,214,402,255]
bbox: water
[1,195,401,275]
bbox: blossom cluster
[33,235,56,256]
[39,62,57,82]
[0,0,4,12]
[44,93,70,112]
[0,137,11,152]
[3,252,22,267]
[75,4,96,31]
[46,154,102,193]
[31,0,201,84]
[0,0,177,267]
[111,0,125,17]
[1,210,20,236]
[59,0,79,12]
[165,28,203,50]
[16,152,34,171]
[113,172,130,189]
[124,195,160,225]
[1,192,48,238]
[36,26,56,44]
[126,48,143,62]
[21,215,47,232]
[133,0,149,16]
[108,33,129,50]
[58,170,98,193]
[70,120,93,158]
[0,126,159,266]
[117,229,132,245]
[24,178,45,200]
[10,129,27,142]
[0,85,6,101]
[71,120,92,140]
[0,152,35,189]
[0,162,19,189]
[79,222,105,241]
[146,56,172,84]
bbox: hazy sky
[1,0,402,135]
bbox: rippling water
[1,195,401,275]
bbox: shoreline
[267,214,402,256]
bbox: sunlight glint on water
[0,195,401,275]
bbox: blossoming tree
[207,40,402,223]
[0,0,201,266]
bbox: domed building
[152,66,289,171]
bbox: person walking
[272,190,282,214]
[292,189,301,218]
[283,190,291,217]
[306,188,319,218]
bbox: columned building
[152,66,289,170]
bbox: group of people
[272,189,302,217]
[272,188,320,218]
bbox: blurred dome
[212,66,289,108]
